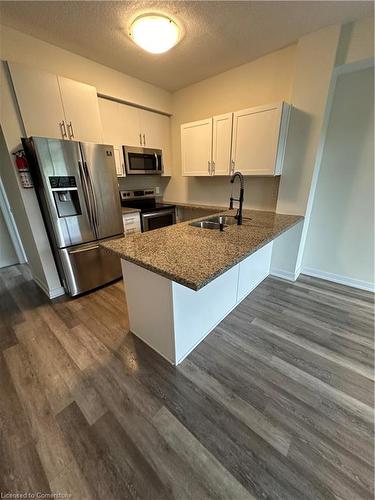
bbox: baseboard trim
[33,275,65,299]
[270,266,302,282]
[302,267,375,292]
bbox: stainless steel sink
[207,215,239,226]
[190,214,251,230]
[190,220,223,230]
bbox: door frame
[0,177,27,264]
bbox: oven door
[123,146,162,175]
[141,209,176,232]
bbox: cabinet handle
[231,159,235,174]
[59,121,67,139]
[143,134,146,146]
[208,161,211,175]
[212,161,215,175]
[68,121,74,139]
[139,133,142,146]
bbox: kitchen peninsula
[101,209,302,365]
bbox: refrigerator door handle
[78,160,96,234]
[84,161,100,236]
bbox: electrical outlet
[155,186,160,194]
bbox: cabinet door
[140,110,171,175]
[232,102,284,175]
[8,62,66,139]
[212,113,233,175]
[98,98,123,145]
[117,104,142,147]
[113,145,125,177]
[58,76,102,143]
[181,119,212,176]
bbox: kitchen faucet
[229,171,244,225]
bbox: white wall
[342,16,374,65]
[302,67,374,290]
[163,44,297,210]
[271,16,374,280]
[0,204,18,268]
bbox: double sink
[190,215,249,230]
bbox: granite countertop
[101,209,303,291]
[121,207,141,215]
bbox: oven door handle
[142,209,175,219]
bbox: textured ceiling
[0,1,373,91]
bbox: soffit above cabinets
[0,1,373,91]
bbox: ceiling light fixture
[129,14,181,54]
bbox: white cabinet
[122,212,141,235]
[8,62,102,143]
[99,98,172,176]
[181,101,290,177]
[118,104,143,147]
[8,62,66,140]
[181,119,213,176]
[231,102,290,176]
[181,114,233,176]
[99,99,139,147]
[212,113,233,175]
[58,76,102,143]
[99,98,123,145]
[140,110,172,176]
[113,145,125,177]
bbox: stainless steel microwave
[123,146,163,175]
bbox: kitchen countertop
[101,209,303,290]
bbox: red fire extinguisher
[13,149,33,188]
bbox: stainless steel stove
[120,189,176,232]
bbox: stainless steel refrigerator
[23,137,124,296]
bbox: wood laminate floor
[0,264,374,499]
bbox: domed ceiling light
[129,14,181,54]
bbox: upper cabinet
[8,62,66,140]
[8,62,103,143]
[212,113,233,176]
[181,101,290,177]
[231,102,290,176]
[181,118,213,176]
[58,76,102,143]
[99,99,140,147]
[98,98,172,176]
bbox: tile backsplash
[117,175,171,197]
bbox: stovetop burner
[120,189,175,213]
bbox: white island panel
[237,242,273,301]
[172,265,239,364]
[121,260,176,363]
[120,239,274,365]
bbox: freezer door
[79,142,123,240]
[58,237,122,296]
[29,137,96,247]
